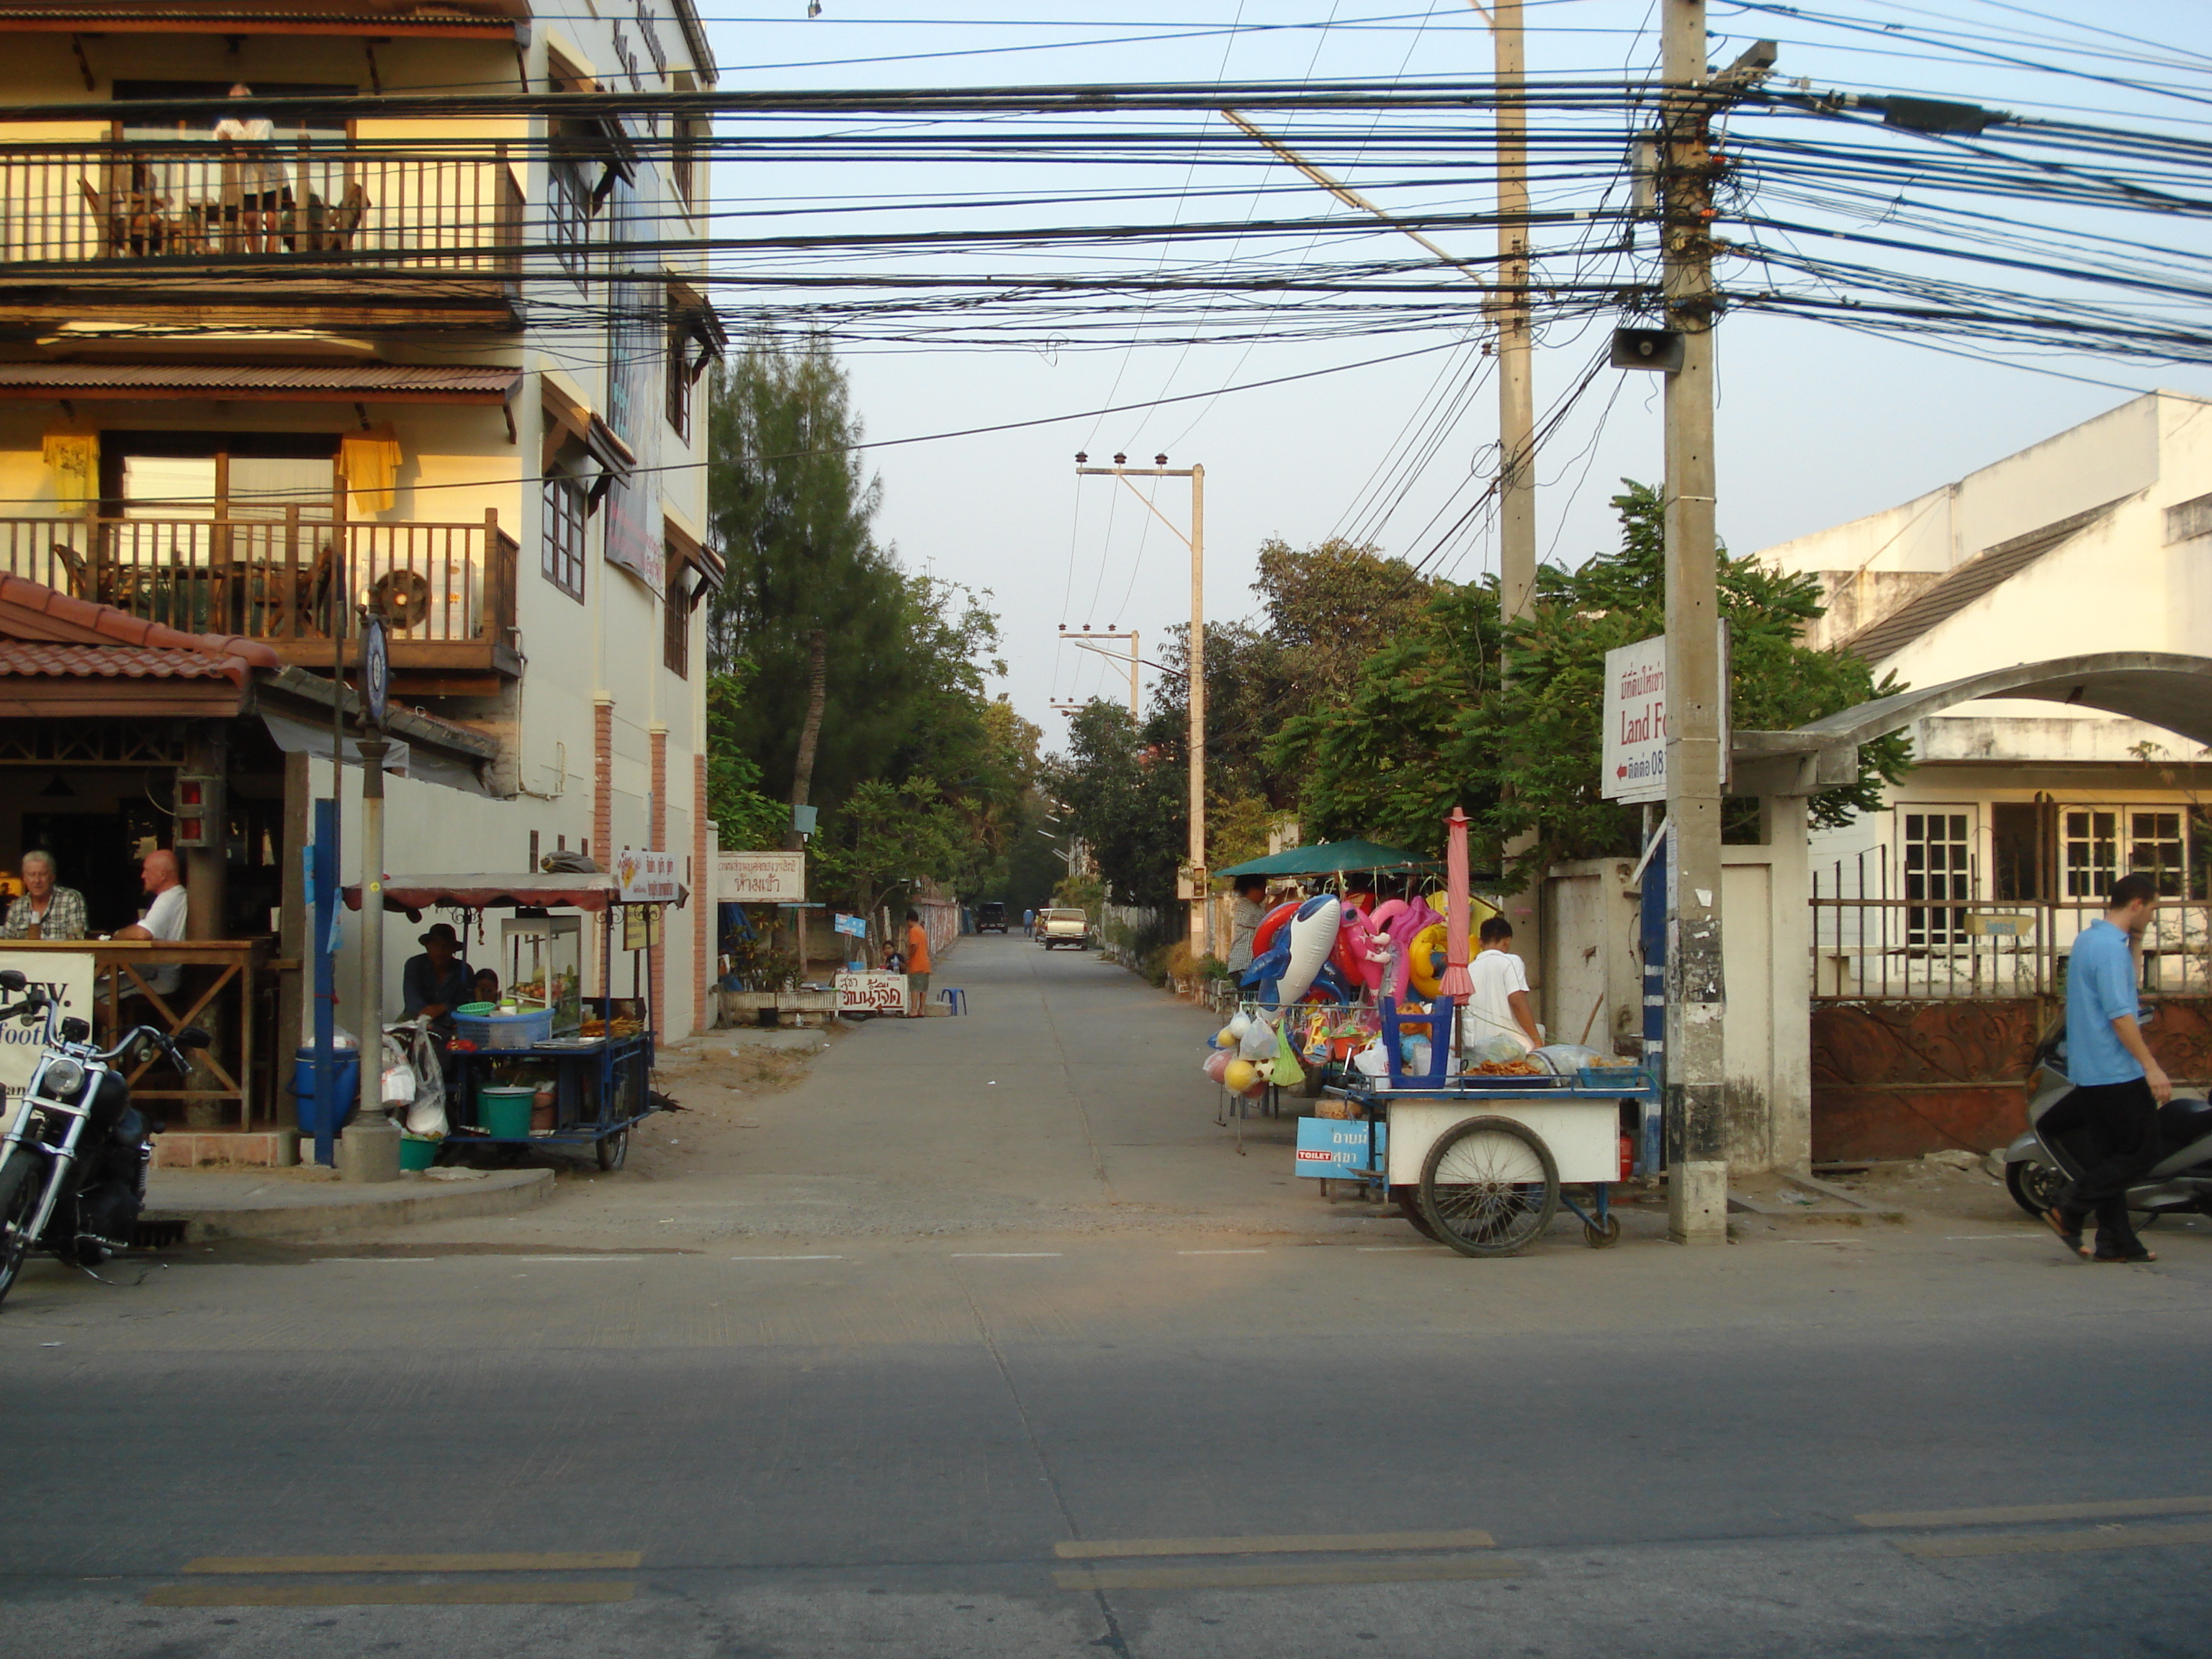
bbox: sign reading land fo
[716,851,806,904]
[1601,628,1728,806]
[1602,635,1669,804]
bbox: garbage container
[291,1046,361,1136]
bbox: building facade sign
[716,852,806,904]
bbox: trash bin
[291,1046,361,1136]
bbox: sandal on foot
[2041,1207,2090,1258]
[2094,1247,2157,1264]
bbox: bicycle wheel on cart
[1419,1115,1560,1258]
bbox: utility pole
[1056,625,1141,717]
[1487,0,1544,1015]
[1660,0,1728,1244]
[1074,453,1204,953]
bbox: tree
[705,667,793,850]
[813,775,968,959]
[1254,536,1436,710]
[1051,700,1184,908]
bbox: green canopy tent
[1214,838,1439,878]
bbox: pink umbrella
[1437,805,1473,1001]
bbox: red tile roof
[0,572,282,676]
[0,640,248,682]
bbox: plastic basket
[453,1007,554,1051]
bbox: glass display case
[501,914,583,1037]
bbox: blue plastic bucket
[290,1046,361,1135]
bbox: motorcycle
[0,967,209,1308]
[2002,1004,2212,1227]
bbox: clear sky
[687,2,2212,732]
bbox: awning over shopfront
[344,873,690,915]
[0,363,522,405]
[1215,838,1439,878]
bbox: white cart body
[1381,1091,1622,1186]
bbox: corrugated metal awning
[0,10,521,38]
[0,363,521,404]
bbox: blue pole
[1640,830,1668,1175]
[312,796,339,1167]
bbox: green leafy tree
[813,775,968,959]
[1051,700,1184,907]
[705,668,794,850]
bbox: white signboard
[835,971,909,1015]
[1601,629,1727,805]
[717,851,806,904]
[614,848,681,904]
[1602,635,1669,804]
[0,950,96,1132]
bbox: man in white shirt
[114,848,189,999]
[1462,915,1543,1056]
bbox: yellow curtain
[41,428,96,514]
[340,424,402,516]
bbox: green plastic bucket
[398,1135,439,1172]
[477,1084,535,1138]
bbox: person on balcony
[1,851,88,941]
[213,84,287,253]
[401,922,475,1029]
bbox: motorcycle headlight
[37,1056,85,1101]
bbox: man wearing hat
[401,922,475,1028]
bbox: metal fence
[0,140,521,268]
[0,511,514,646]
[1810,850,2212,999]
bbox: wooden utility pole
[1660,0,1729,1243]
[1074,456,1205,953]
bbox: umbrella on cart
[1437,806,1474,1002]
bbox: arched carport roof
[1732,652,2212,792]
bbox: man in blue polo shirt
[2041,873,2168,1263]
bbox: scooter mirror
[0,970,22,992]
[176,1026,213,1050]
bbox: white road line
[518,1256,646,1263]
[730,1254,848,1261]
[1177,1249,1265,1256]
[311,1257,439,1264]
[1943,1235,2037,1241]
[950,1251,1062,1258]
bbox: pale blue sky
[688,2,2212,727]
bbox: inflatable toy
[1369,898,1410,936]
[1277,895,1341,1005]
[1406,920,1449,998]
[1382,896,1443,1002]
[1223,1058,1259,1094]
[1306,961,1352,1003]
[1249,899,1299,961]
[1335,905,1388,994]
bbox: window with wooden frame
[665,308,691,440]
[662,557,691,678]
[541,471,588,601]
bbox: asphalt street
[4,936,2211,1658]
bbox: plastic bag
[1228,1010,1253,1041]
[1202,1048,1233,1084]
[1350,1038,1389,1078]
[1463,1033,1529,1067]
[1237,1017,1278,1061]
[1532,1043,1606,1076]
[1269,1040,1306,1092]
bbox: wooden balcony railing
[0,140,523,269]
[0,511,516,649]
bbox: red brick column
[648,724,667,1040]
[693,749,711,1033]
[593,695,612,998]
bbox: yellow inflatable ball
[1223,1058,1259,1094]
[1215,1026,1237,1050]
[1408,921,1449,997]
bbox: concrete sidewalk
[143,1166,552,1243]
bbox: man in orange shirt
[904,908,932,1017]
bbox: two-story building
[0,1,723,1144]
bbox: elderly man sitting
[1,850,88,940]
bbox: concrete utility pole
[1074,455,1205,953]
[1488,0,1544,1013]
[1660,0,1728,1244]
[1056,626,1141,717]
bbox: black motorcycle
[0,967,208,1308]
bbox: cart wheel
[1390,1184,1442,1243]
[596,1128,629,1172]
[1582,1215,1622,1249]
[1419,1115,1560,1259]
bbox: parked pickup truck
[1036,908,1091,950]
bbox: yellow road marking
[1890,1521,2212,1561]
[182,1552,642,1575]
[1055,1530,1494,1560]
[146,1583,634,1608]
[1056,1556,1523,1591]
[1858,1497,2212,1529]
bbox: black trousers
[2041,1076,2159,1249]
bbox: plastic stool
[938,987,968,1015]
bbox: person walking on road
[1023,907,1036,938]
[904,908,932,1017]
[2043,873,2167,1264]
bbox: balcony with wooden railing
[0,510,518,678]
[0,138,527,327]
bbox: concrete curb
[144,1168,555,1243]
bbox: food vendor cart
[1317,997,1657,1256]
[343,871,683,1170]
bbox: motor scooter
[2002,1004,2212,1226]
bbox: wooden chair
[78,176,169,256]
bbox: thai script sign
[717,852,806,904]
[835,971,908,1014]
[615,848,681,904]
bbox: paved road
[5,938,2212,1656]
